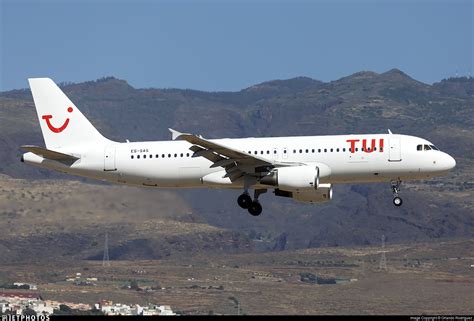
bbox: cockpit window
[417,144,440,151]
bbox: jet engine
[259,163,331,191]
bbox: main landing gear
[237,189,267,216]
[391,179,403,207]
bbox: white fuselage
[22,77,457,213]
[24,133,456,189]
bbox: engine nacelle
[275,184,333,204]
[260,163,331,191]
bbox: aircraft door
[104,145,117,171]
[388,137,402,162]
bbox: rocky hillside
[0,70,472,259]
[0,175,252,264]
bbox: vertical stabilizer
[28,78,109,149]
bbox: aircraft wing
[169,129,300,181]
[20,145,79,164]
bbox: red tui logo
[42,107,73,133]
[347,138,384,153]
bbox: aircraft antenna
[379,234,387,270]
[102,232,110,267]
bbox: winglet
[168,128,183,140]
[388,129,393,134]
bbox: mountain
[0,70,473,261]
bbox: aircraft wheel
[237,193,252,209]
[248,201,263,216]
[393,196,403,207]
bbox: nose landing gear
[237,189,266,216]
[391,179,403,207]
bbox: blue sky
[1,0,472,91]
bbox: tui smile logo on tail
[42,106,73,133]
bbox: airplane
[20,78,456,216]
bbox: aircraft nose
[443,153,456,170]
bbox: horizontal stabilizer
[20,145,79,162]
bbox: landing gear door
[389,137,401,162]
[104,145,117,171]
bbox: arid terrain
[0,173,472,314]
[1,71,473,250]
[1,72,473,314]
[1,239,472,315]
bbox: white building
[30,301,54,315]
[0,300,11,313]
[96,300,176,316]
[157,305,176,315]
[130,304,143,315]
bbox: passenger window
[355,148,358,152]
[318,149,321,153]
[162,154,165,158]
[267,151,270,154]
[168,154,171,158]
[373,147,377,151]
[417,145,422,151]
[336,148,339,152]
[299,149,302,153]
[180,153,183,157]
[312,149,315,153]
[293,150,296,153]
[144,155,146,159]
[149,154,152,158]
[137,155,140,159]
[260,151,264,154]
[330,148,333,152]
[324,149,327,152]
[343,148,346,152]
[156,154,159,158]
[131,155,134,159]
[273,150,277,154]
[254,151,257,155]
[186,153,190,157]
[305,149,309,153]
[284,150,287,154]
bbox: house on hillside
[30,301,54,315]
